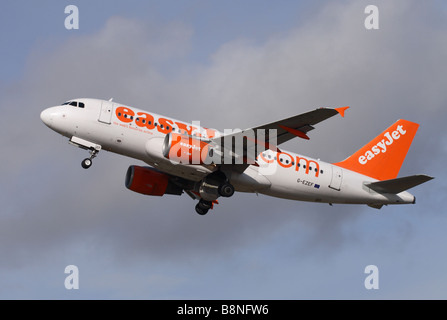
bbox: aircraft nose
[40,108,52,127]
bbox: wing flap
[365,175,434,194]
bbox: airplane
[40,98,433,215]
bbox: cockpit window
[62,101,85,108]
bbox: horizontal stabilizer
[366,175,434,194]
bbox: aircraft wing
[209,107,349,166]
[211,107,349,148]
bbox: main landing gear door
[98,101,114,124]
[329,166,343,191]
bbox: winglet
[335,106,349,117]
[279,125,310,140]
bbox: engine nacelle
[125,165,182,196]
[163,133,214,165]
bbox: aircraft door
[98,101,113,124]
[329,166,343,191]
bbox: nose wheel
[68,137,102,170]
[81,148,99,169]
[81,158,92,169]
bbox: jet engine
[162,133,214,165]
[125,165,183,196]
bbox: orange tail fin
[334,119,419,181]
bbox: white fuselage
[40,98,415,207]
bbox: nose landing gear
[68,136,102,170]
[81,158,92,169]
[81,148,99,169]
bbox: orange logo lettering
[135,112,155,130]
[116,106,135,123]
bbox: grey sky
[0,0,446,299]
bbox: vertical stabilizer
[334,119,419,181]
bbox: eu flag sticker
[314,184,320,189]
